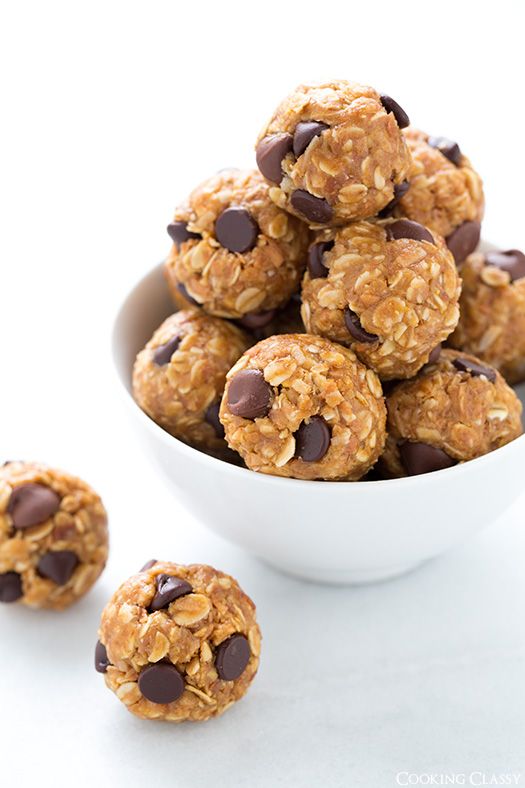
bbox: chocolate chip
[294,416,331,462]
[307,241,334,279]
[452,357,496,382]
[377,181,410,218]
[215,207,259,253]
[290,190,333,224]
[176,282,200,306]
[485,249,525,282]
[204,401,225,439]
[227,369,272,419]
[428,136,462,166]
[293,121,329,158]
[95,640,110,673]
[399,442,456,476]
[167,221,200,247]
[446,221,481,263]
[256,133,293,183]
[344,307,379,343]
[152,335,181,366]
[380,94,410,129]
[37,551,79,585]
[427,344,442,364]
[140,559,157,572]
[386,219,435,245]
[0,571,22,603]
[138,663,185,704]
[7,483,61,530]
[150,574,192,611]
[215,634,250,681]
[238,310,277,330]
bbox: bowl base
[260,556,426,586]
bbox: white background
[1,1,525,786]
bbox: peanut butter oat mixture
[0,461,108,609]
[220,334,386,481]
[96,561,260,722]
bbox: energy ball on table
[381,349,522,477]
[255,80,412,227]
[301,218,460,380]
[391,128,484,263]
[450,249,525,383]
[0,461,108,609]
[219,334,386,481]
[164,168,309,320]
[132,309,250,454]
[96,561,261,722]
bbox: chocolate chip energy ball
[381,349,522,477]
[220,334,386,481]
[96,561,261,722]
[164,169,309,320]
[392,128,484,263]
[450,249,525,384]
[301,218,460,380]
[0,462,108,609]
[132,310,250,454]
[255,80,412,227]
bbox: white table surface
[1,1,525,785]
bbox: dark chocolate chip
[294,416,331,462]
[377,181,410,218]
[293,121,329,158]
[256,133,293,183]
[215,207,259,253]
[152,335,181,366]
[227,369,272,419]
[344,307,379,343]
[290,190,333,224]
[138,663,185,704]
[399,442,456,476]
[167,221,200,247]
[386,219,435,245]
[7,483,61,530]
[37,551,79,585]
[176,282,200,306]
[0,571,23,603]
[446,221,481,263]
[428,136,462,166]
[485,249,525,282]
[95,640,110,673]
[238,310,277,330]
[452,357,496,383]
[150,574,193,612]
[215,633,250,681]
[204,401,225,439]
[140,559,157,572]
[380,94,410,129]
[307,241,334,279]
[427,344,442,364]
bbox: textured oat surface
[99,562,260,722]
[0,461,108,609]
[220,334,386,480]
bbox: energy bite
[219,334,386,481]
[256,80,412,226]
[393,128,484,263]
[132,309,250,454]
[96,561,261,722]
[381,349,522,477]
[0,462,108,609]
[450,249,525,383]
[301,218,460,380]
[164,169,309,319]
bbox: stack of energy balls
[133,79,523,481]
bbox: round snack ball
[96,561,261,722]
[0,462,108,609]
[392,128,484,263]
[164,169,309,319]
[450,249,525,384]
[255,80,412,227]
[132,309,251,454]
[219,334,386,481]
[300,218,460,380]
[381,349,522,477]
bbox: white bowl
[112,254,525,585]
